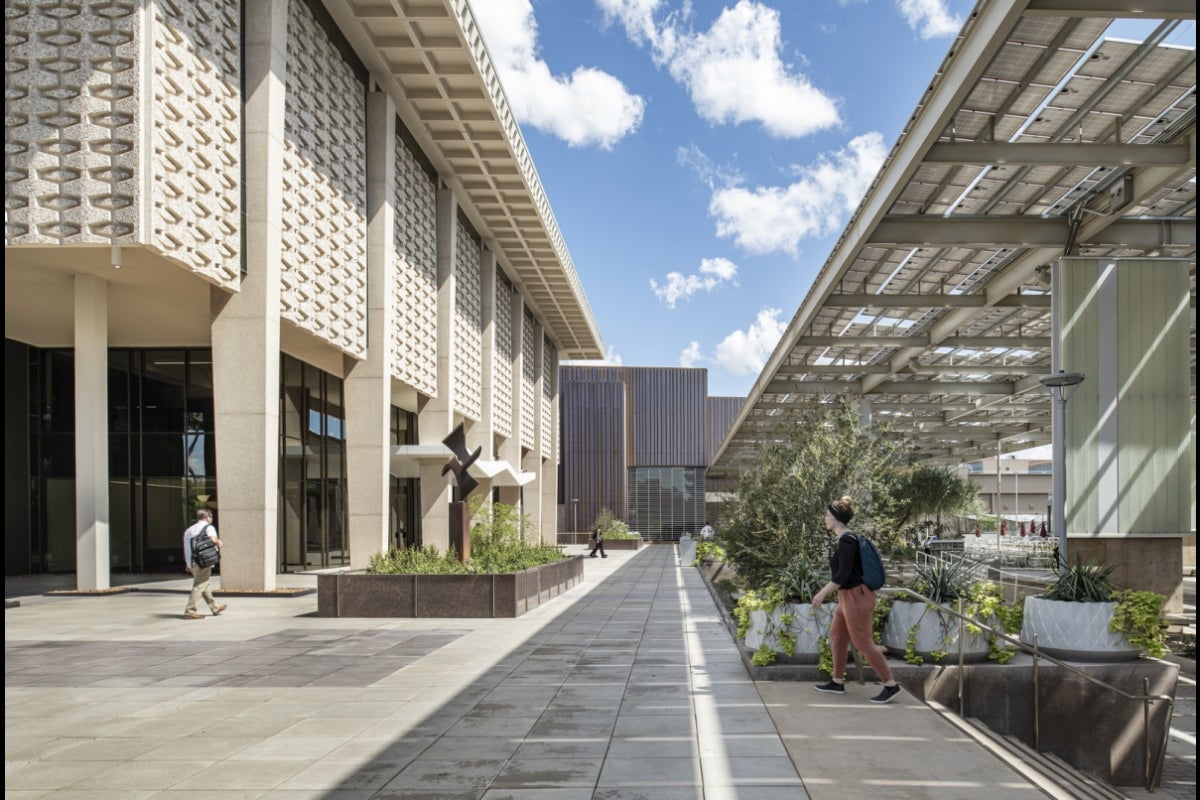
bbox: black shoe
[601,554,607,558]
[870,684,902,704]
[814,680,845,694]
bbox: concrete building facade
[4,0,603,590]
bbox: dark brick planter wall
[317,556,585,618]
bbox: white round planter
[1020,596,1139,662]
[744,603,835,663]
[881,599,991,663]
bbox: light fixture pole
[1039,370,1085,569]
[571,498,579,534]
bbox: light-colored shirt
[183,520,216,567]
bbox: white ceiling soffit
[711,0,1196,475]
[323,0,604,359]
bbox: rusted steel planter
[317,556,585,618]
[556,533,645,550]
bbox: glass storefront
[390,406,420,550]
[17,345,215,574]
[279,354,349,571]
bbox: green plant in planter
[1036,555,1166,658]
[872,596,892,645]
[1043,555,1117,601]
[964,581,1023,664]
[769,553,827,603]
[695,541,727,564]
[1110,589,1168,658]
[900,558,977,662]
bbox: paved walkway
[1,546,1180,799]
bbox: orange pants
[831,584,894,682]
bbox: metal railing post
[1032,633,1040,751]
[957,597,965,717]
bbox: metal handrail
[882,586,1175,791]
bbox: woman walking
[810,496,902,704]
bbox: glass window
[140,351,186,433]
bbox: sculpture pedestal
[449,501,471,563]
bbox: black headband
[828,504,852,525]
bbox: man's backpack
[853,532,886,591]
[192,526,220,569]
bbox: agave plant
[1042,555,1116,602]
[769,553,828,603]
[912,557,974,604]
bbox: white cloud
[708,131,887,256]
[650,257,739,308]
[897,0,963,39]
[597,0,665,46]
[602,0,839,138]
[472,0,645,149]
[679,340,704,367]
[713,308,786,375]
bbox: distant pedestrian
[182,509,227,620]
[588,525,607,558]
[700,523,714,540]
[811,496,902,704]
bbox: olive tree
[718,397,914,589]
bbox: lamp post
[1039,370,1085,569]
[571,498,579,534]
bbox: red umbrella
[975,524,981,538]
[1039,521,1048,538]
[1019,521,1027,537]
[1000,519,1007,536]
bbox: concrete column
[418,182,457,552]
[74,274,109,590]
[523,320,546,540]
[345,91,395,567]
[540,341,560,543]
[497,288,524,507]
[211,0,286,591]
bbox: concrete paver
[4,545,1180,799]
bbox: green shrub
[367,499,566,575]
[1043,555,1116,602]
[912,558,974,604]
[695,541,727,563]
[1111,589,1168,658]
[768,553,828,603]
[368,545,467,574]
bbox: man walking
[183,509,227,619]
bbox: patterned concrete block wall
[6,0,241,287]
[493,279,514,438]
[149,0,240,287]
[541,337,554,460]
[6,0,142,244]
[280,0,367,358]
[454,222,483,421]
[392,133,437,395]
[521,314,537,450]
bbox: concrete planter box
[317,556,584,618]
[1020,596,1139,662]
[744,604,835,663]
[882,599,991,663]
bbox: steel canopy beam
[824,293,1050,308]
[869,217,1195,248]
[1024,0,1199,18]
[924,141,1191,166]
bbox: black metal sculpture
[441,423,481,498]
[441,423,480,561]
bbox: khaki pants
[186,564,216,614]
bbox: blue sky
[468,1,1191,400]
